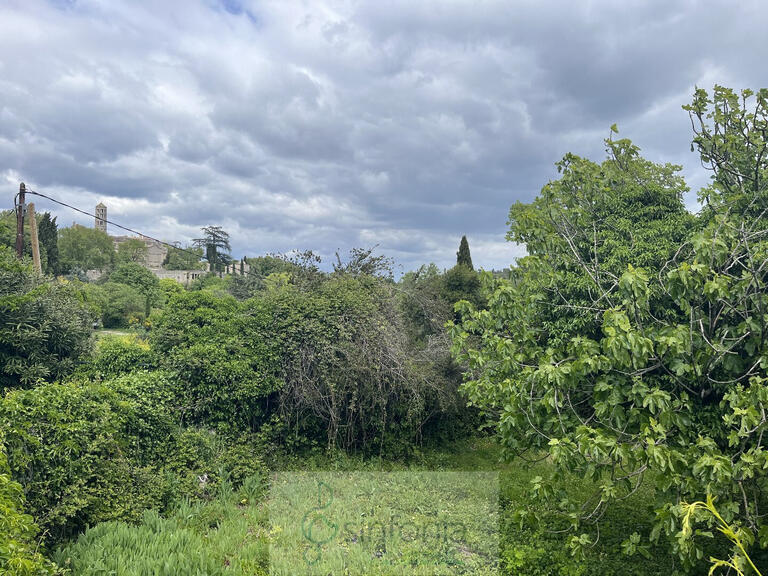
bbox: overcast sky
[1,0,766,272]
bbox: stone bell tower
[95,202,107,233]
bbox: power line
[19,188,203,259]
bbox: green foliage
[163,244,205,270]
[76,270,157,328]
[685,86,768,221]
[188,272,230,295]
[115,238,147,265]
[154,255,472,456]
[109,262,159,295]
[97,282,146,328]
[0,429,56,576]
[397,263,483,442]
[58,226,114,273]
[160,428,267,498]
[333,246,394,278]
[442,263,484,309]
[680,494,763,576]
[498,468,672,576]
[244,255,296,278]
[37,212,58,275]
[2,356,268,548]
[151,291,282,431]
[0,211,18,254]
[227,252,324,299]
[0,210,56,274]
[0,246,92,391]
[457,235,473,269]
[228,256,297,299]
[263,273,457,456]
[109,262,160,317]
[193,226,231,273]
[505,135,694,347]
[0,376,176,541]
[156,277,185,307]
[399,263,447,345]
[78,334,155,379]
[54,486,270,576]
[450,88,768,570]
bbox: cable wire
[20,189,202,258]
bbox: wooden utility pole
[28,202,42,274]
[15,182,25,258]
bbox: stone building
[95,202,107,233]
[112,235,168,269]
[91,202,250,285]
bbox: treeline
[0,235,484,572]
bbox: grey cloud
[0,0,767,272]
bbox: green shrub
[0,377,175,541]
[153,263,475,457]
[99,282,146,328]
[0,363,272,545]
[0,246,92,391]
[151,291,282,431]
[497,461,678,576]
[161,428,267,499]
[260,275,451,457]
[0,429,56,576]
[156,278,184,307]
[77,334,155,379]
[109,262,160,317]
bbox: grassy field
[55,438,678,575]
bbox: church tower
[95,202,107,233]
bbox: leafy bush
[262,273,462,456]
[160,428,267,498]
[0,376,176,541]
[76,281,147,328]
[109,262,160,316]
[151,291,282,431]
[0,246,92,391]
[157,278,184,306]
[1,356,269,545]
[99,282,147,327]
[57,226,114,274]
[450,87,768,568]
[77,334,155,379]
[0,429,56,576]
[152,261,474,456]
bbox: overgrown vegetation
[1,85,768,575]
[0,247,91,391]
[451,86,768,572]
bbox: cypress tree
[456,235,473,270]
[37,212,59,274]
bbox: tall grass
[54,480,270,576]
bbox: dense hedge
[0,370,267,544]
[150,291,283,431]
[0,247,92,391]
[147,272,476,457]
[0,378,173,541]
[0,429,56,576]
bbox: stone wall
[112,235,168,269]
[153,269,206,284]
